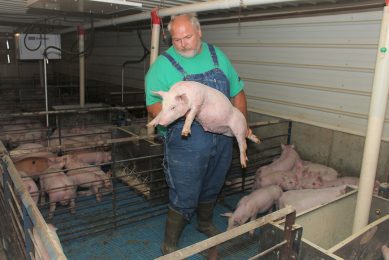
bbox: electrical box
[15,33,61,60]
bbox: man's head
[168,13,202,58]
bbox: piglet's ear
[152,91,165,98]
[175,93,188,104]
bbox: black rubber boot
[161,207,187,255]
[196,201,220,237]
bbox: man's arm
[147,102,162,118]
[232,90,253,136]
[231,90,247,118]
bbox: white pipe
[60,0,303,34]
[352,6,389,233]
[79,27,85,108]
[150,24,160,65]
[147,10,161,136]
[43,58,49,127]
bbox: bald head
[167,13,201,33]
[167,13,202,58]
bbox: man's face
[170,16,202,58]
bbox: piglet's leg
[48,202,56,219]
[39,179,46,206]
[146,113,161,128]
[69,199,76,214]
[182,108,198,136]
[235,136,248,168]
[248,215,256,236]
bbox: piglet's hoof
[181,130,191,137]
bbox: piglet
[278,185,347,214]
[39,162,76,219]
[221,185,282,235]
[301,161,338,181]
[64,155,112,202]
[321,177,359,188]
[147,81,260,168]
[253,144,303,189]
[68,150,111,165]
[21,176,39,204]
[255,170,297,189]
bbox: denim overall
[162,44,233,220]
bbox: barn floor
[57,191,261,260]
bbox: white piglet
[147,81,260,167]
[222,185,282,235]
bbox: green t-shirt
[145,42,245,135]
[145,42,244,105]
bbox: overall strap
[207,43,219,67]
[162,52,187,76]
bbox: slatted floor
[59,191,263,260]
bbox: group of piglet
[222,143,379,233]
[253,144,368,191]
[48,125,112,149]
[0,118,46,147]
[0,119,112,151]
[11,143,112,219]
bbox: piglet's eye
[170,106,176,110]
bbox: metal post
[43,57,49,127]
[23,206,33,260]
[78,26,85,108]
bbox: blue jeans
[163,120,233,220]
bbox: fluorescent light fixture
[88,0,142,8]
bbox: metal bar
[280,211,297,260]
[6,189,26,244]
[0,187,27,259]
[110,91,144,95]
[0,105,145,118]
[27,229,37,260]
[23,206,33,260]
[8,180,24,224]
[1,154,66,259]
[117,127,159,146]
[248,119,287,128]
[1,159,11,202]
[43,57,49,127]
[248,240,287,260]
[111,131,118,228]
[287,121,292,145]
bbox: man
[145,13,249,254]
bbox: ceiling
[0,0,385,34]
